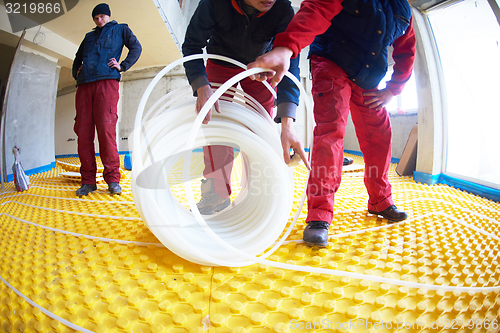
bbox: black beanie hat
[92,3,111,18]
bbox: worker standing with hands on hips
[249,0,416,247]
[182,0,310,215]
[72,3,142,197]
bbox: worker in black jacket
[182,0,307,215]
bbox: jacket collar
[231,0,266,18]
[93,20,117,31]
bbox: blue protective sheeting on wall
[124,153,132,170]
[414,171,500,203]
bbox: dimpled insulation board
[0,154,499,333]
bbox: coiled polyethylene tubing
[131,54,312,267]
[131,54,500,293]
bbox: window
[427,0,500,187]
[380,67,418,114]
[380,44,418,115]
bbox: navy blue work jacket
[72,20,142,86]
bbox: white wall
[118,65,189,152]
[54,91,77,155]
[4,48,58,176]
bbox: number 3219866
[442,319,499,330]
[5,2,61,14]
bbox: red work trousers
[203,60,275,198]
[74,79,121,185]
[306,55,394,224]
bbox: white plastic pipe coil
[131,54,312,266]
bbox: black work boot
[108,182,122,195]
[303,221,330,247]
[196,178,230,215]
[368,205,407,222]
[76,184,97,196]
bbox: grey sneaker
[108,182,122,195]
[196,178,230,215]
[76,184,97,196]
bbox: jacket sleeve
[120,25,142,72]
[72,38,85,80]
[386,17,416,96]
[273,0,343,58]
[182,0,217,94]
[275,3,301,122]
[275,53,300,122]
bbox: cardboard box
[396,124,418,176]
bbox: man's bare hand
[248,47,294,87]
[196,85,220,124]
[250,72,275,82]
[363,88,394,111]
[107,58,121,71]
[280,117,310,170]
[76,65,83,76]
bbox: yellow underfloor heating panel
[0,153,499,333]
